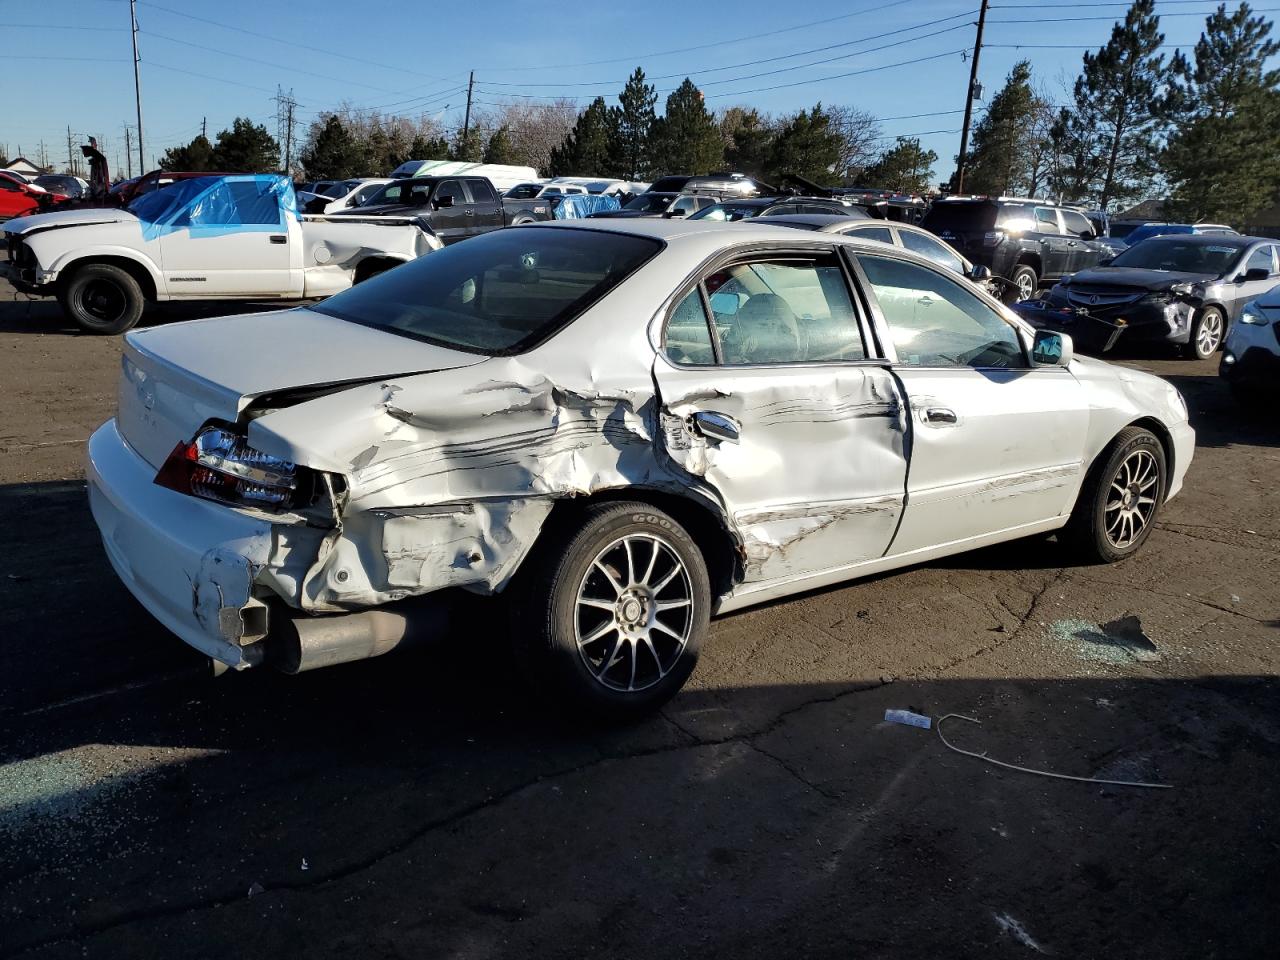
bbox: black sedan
[1013,234,1280,359]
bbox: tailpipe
[269,596,451,674]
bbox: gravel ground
[1,279,1277,959]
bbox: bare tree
[474,99,580,173]
[827,105,883,182]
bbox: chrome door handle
[924,407,957,424]
[691,410,740,443]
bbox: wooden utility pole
[954,0,989,195]
[130,0,145,174]
[124,125,133,178]
[66,126,75,177]
[462,71,475,146]
[201,116,207,140]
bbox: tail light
[154,425,315,511]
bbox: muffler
[269,596,451,674]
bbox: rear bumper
[88,419,274,668]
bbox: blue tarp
[128,175,295,241]
[553,193,621,219]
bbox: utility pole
[462,70,475,147]
[66,126,75,177]
[130,0,145,174]
[274,87,299,174]
[124,125,133,178]
[954,0,989,195]
[201,116,207,140]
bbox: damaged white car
[88,219,1194,716]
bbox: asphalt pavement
[1,281,1277,959]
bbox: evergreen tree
[1062,0,1169,210]
[1047,107,1103,203]
[300,116,365,180]
[606,68,657,180]
[864,138,937,194]
[721,107,773,179]
[764,105,841,184]
[159,134,214,172]
[210,118,280,173]
[484,126,517,164]
[450,127,485,163]
[409,133,450,160]
[961,61,1042,196]
[548,97,614,176]
[1161,2,1280,223]
[650,80,724,176]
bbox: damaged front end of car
[1013,280,1202,353]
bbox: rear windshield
[506,184,542,199]
[690,203,763,222]
[1110,237,1246,273]
[921,201,999,232]
[310,228,662,355]
[624,192,677,212]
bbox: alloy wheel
[1017,273,1035,301]
[1104,449,1159,548]
[1197,311,1223,357]
[574,534,694,693]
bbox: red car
[110,170,237,207]
[0,170,68,220]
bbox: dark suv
[922,198,1111,303]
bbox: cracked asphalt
[2,281,1278,959]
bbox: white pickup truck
[2,174,441,334]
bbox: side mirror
[967,264,992,281]
[1031,329,1073,367]
[434,194,455,209]
[667,208,688,218]
[1240,267,1269,283]
[1080,229,1096,240]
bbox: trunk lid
[117,307,486,468]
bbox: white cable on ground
[935,713,1173,790]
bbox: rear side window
[844,225,894,244]
[466,179,497,203]
[664,289,716,365]
[1061,210,1094,237]
[310,228,661,355]
[1035,207,1062,234]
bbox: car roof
[753,213,873,228]
[522,215,923,251]
[1135,232,1261,245]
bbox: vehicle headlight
[1240,303,1271,325]
[155,424,318,511]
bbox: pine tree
[650,80,724,177]
[606,68,657,180]
[548,97,614,177]
[961,61,1042,196]
[1161,2,1280,223]
[484,126,517,165]
[409,133,450,160]
[1062,0,1170,210]
[159,134,214,172]
[864,138,937,194]
[300,116,365,180]
[721,107,773,179]
[450,127,484,163]
[210,118,281,173]
[764,105,841,184]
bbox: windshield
[506,184,543,199]
[310,228,662,355]
[689,203,763,222]
[1124,224,1191,245]
[623,193,677,212]
[363,180,433,206]
[1109,237,1246,274]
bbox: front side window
[310,228,661,355]
[1244,244,1275,275]
[898,229,965,275]
[858,255,1025,368]
[702,256,865,364]
[435,180,463,205]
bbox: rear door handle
[269,235,287,244]
[924,407,957,425]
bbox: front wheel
[58,263,145,335]
[1062,427,1167,563]
[1184,306,1225,360]
[511,502,710,719]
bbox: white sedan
[88,219,1194,716]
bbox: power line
[989,6,1280,21]
[705,48,969,99]
[2,23,125,30]
[142,60,279,95]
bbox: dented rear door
[653,250,909,584]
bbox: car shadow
[0,290,305,336]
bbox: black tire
[510,501,711,720]
[58,263,145,335]
[1062,427,1167,564]
[354,262,395,284]
[1004,264,1039,304]
[1183,306,1226,360]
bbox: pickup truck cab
[335,176,553,243]
[3,174,440,334]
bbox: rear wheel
[58,263,145,335]
[1184,306,1225,360]
[511,502,710,720]
[1006,264,1038,304]
[1062,427,1167,563]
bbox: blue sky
[2,0,1257,181]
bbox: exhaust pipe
[269,596,451,674]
